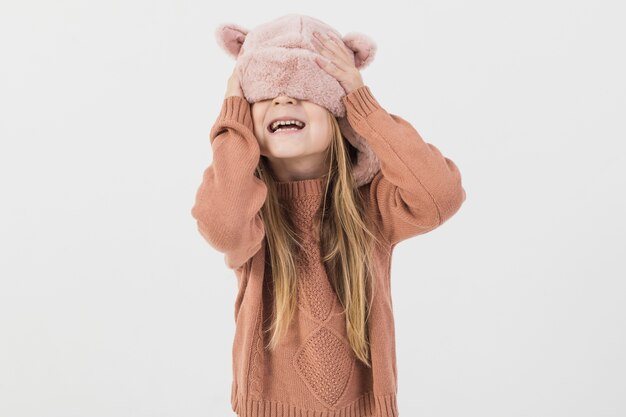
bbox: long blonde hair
[254,110,385,367]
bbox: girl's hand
[312,31,365,94]
[224,66,245,100]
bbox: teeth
[270,119,305,132]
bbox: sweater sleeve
[342,85,466,246]
[191,95,267,270]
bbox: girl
[191,16,466,417]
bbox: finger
[314,52,351,76]
[312,34,339,60]
[326,33,353,59]
[316,32,352,65]
[312,35,351,70]
[311,36,328,54]
[315,55,341,76]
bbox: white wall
[1,1,624,416]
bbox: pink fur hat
[214,13,381,187]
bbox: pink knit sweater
[191,85,466,417]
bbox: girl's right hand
[224,67,244,99]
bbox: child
[191,14,466,417]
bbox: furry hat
[214,13,381,187]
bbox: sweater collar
[275,177,326,198]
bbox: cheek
[307,122,333,146]
[253,121,264,138]
[318,118,332,137]
[251,106,270,137]
[252,116,266,138]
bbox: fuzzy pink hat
[214,13,381,187]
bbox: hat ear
[341,32,377,70]
[215,23,249,59]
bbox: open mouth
[267,119,307,135]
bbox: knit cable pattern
[277,184,356,408]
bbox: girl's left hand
[312,31,365,94]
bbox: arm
[343,85,466,246]
[191,95,267,270]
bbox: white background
[1,1,625,416]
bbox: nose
[272,95,298,105]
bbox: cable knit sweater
[191,85,466,417]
